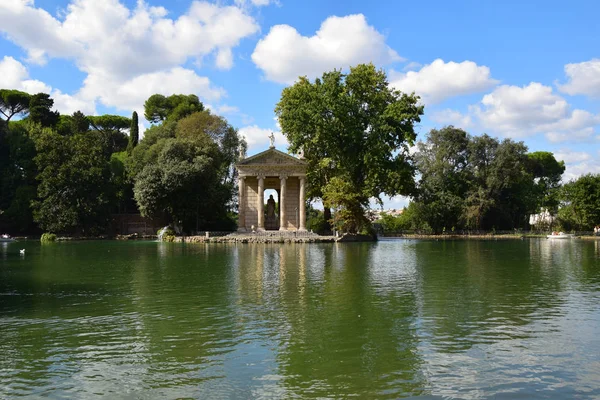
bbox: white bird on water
[19,249,25,255]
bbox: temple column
[237,176,246,232]
[257,175,265,231]
[279,175,287,231]
[299,176,307,231]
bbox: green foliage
[527,151,565,213]
[411,128,555,232]
[127,111,139,154]
[56,111,90,136]
[131,108,242,233]
[176,110,242,184]
[89,115,131,154]
[0,121,38,232]
[276,63,423,233]
[29,93,59,127]
[144,94,204,123]
[464,135,535,230]
[109,151,134,213]
[73,111,90,134]
[32,128,114,234]
[414,126,470,233]
[306,207,330,235]
[0,89,31,122]
[40,232,57,243]
[557,174,600,230]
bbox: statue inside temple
[266,195,276,218]
[265,194,278,230]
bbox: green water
[1,239,600,399]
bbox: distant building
[529,209,555,228]
[369,208,404,222]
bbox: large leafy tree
[275,63,423,233]
[176,110,243,185]
[527,151,565,213]
[464,135,535,230]
[0,89,31,123]
[130,109,242,232]
[32,129,114,234]
[414,126,471,232]
[144,94,204,123]
[0,121,38,232]
[408,129,556,233]
[558,174,600,230]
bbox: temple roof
[237,147,308,167]
[236,147,307,177]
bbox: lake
[1,239,599,399]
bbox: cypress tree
[127,111,139,154]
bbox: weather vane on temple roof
[268,132,275,148]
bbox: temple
[236,143,308,232]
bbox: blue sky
[1,0,599,209]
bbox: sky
[1,0,599,210]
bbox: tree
[557,174,600,230]
[130,111,242,232]
[127,111,139,154]
[132,136,229,232]
[176,110,242,185]
[464,135,534,230]
[28,93,59,127]
[88,115,131,155]
[0,121,38,232]
[0,89,31,123]
[275,63,423,233]
[527,151,565,213]
[71,111,90,134]
[144,94,204,123]
[413,126,470,233]
[32,129,114,234]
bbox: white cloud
[238,125,288,154]
[80,67,224,113]
[557,59,600,97]
[51,89,96,115]
[0,56,51,93]
[0,56,94,115]
[252,14,402,84]
[215,48,233,70]
[234,0,274,7]
[403,61,422,71]
[431,108,473,129]
[553,149,591,165]
[474,83,569,136]
[435,83,600,142]
[390,59,498,104]
[0,0,259,118]
[562,160,600,182]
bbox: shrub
[40,232,57,243]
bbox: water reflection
[0,240,599,398]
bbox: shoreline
[381,233,600,240]
[9,233,600,243]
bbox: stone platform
[173,232,376,244]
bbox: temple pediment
[237,148,307,167]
